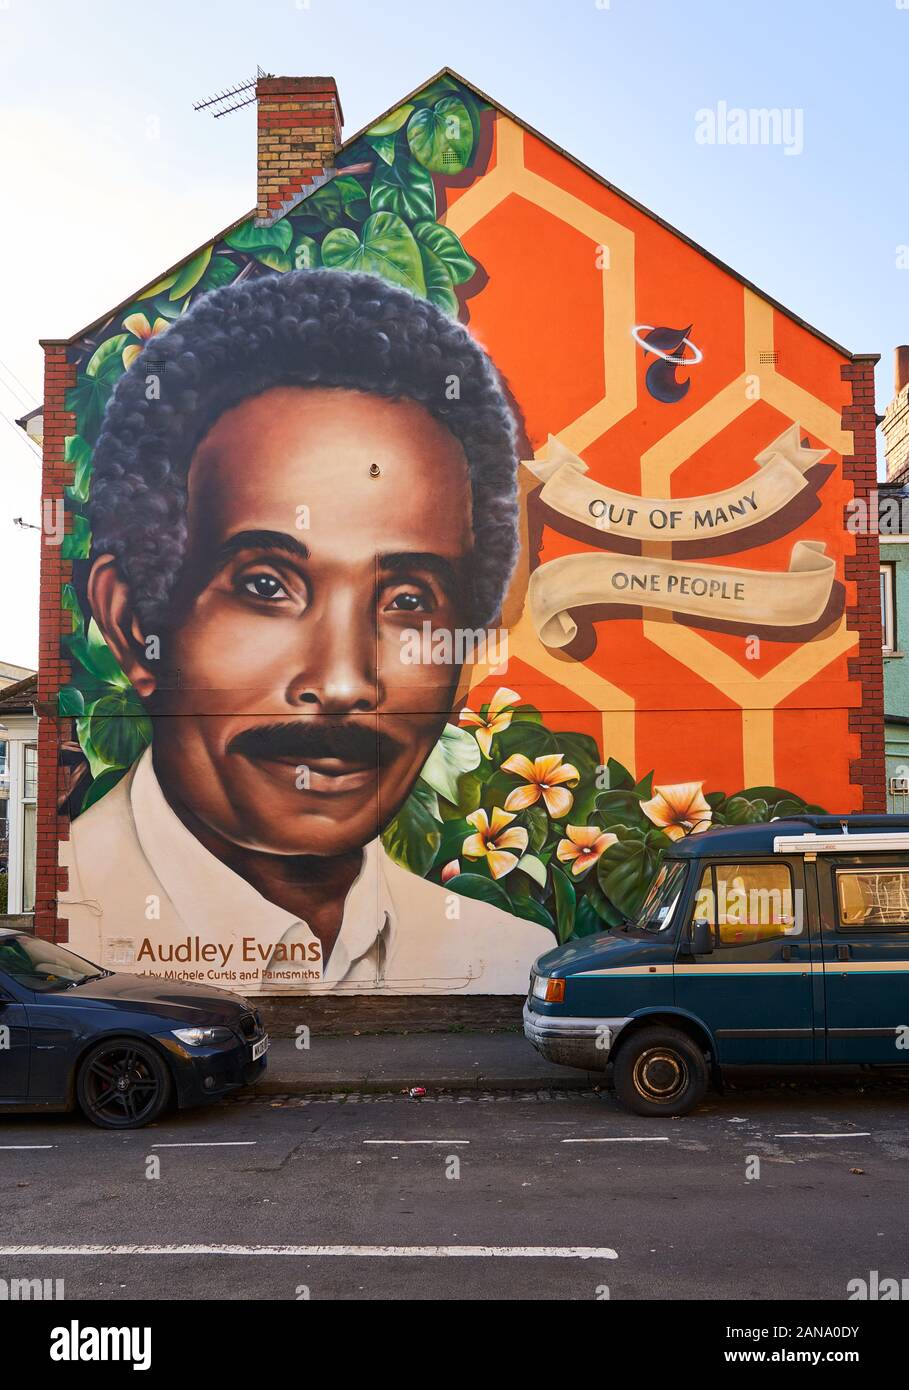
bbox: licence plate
[251,1035,269,1061]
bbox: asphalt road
[1,1079,907,1301]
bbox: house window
[881,562,896,653]
[21,743,37,913]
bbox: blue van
[524,815,909,1116]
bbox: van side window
[835,869,909,930]
[694,863,798,947]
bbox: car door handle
[837,944,852,961]
[781,945,800,961]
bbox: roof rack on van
[774,831,909,854]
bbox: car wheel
[612,1026,709,1117]
[76,1038,172,1130]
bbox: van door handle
[781,945,799,961]
[837,945,852,961]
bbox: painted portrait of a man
[61,268,553,993]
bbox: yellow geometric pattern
[447,116,856,785]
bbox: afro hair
[87,267,521,630]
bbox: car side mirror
[690,919,714,956]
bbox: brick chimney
[256,75,343,225]
[883,345,909,482]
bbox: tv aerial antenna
[193,66,271,119]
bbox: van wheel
[76,1038,172,1130]
[612,1026,709,1117]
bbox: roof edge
[40,64,873,363]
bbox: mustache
[227,720,400,766]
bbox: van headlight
[531,975,565,1003]
[172,1026,233,1046]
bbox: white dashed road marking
[774,1132,871,1140]
[561,1137,670,1144]
[151,1142,258,1148]
[363,1139,470,1146]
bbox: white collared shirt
[130,746,393,988]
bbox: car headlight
[531,974,565,1003]
[171,1026,234,1046]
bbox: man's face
[147,386,474,857]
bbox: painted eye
[244,574,288,600]
[387,591,426,612]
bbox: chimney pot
[896,345,909,395]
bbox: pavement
[2,1080,908,1301]
[250,1029,599,1094]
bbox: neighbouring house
[31,68,883,1008]
[879,347,909,810]
[0,666,38,920]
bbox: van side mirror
[690,919,714,956]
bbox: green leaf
[509,896,555,933]
[442,770,482,819]
[381,789,441,877]
[369,157,436,223]
[407,96,474,174]
[572,896,606,939]
[555,731,601,779]
[516,853,547,889]
[433,817,473,871]
[443,872,512,913]
[551,863,577,944]
[606,757,635,791]
[254,248,295,272]
[197,256,241,292]
[597,827,670,921]
[291,234,322,271]
[419,723,482,803]
[411,76,461,107]
[62,513,91,560]
[415,238,458,314]
[367,103,415,136]
[322,212,426,295]
[410,777,441,823]
[412,221,477,286]
[304,176,369,227]
[61,583,84,638]
[65,618,130,692]
[57,685,85,717]
[586,878,625,926]
[85,334,131,381]
[634,770,655,799]
[64,435,92,505]
[367,133,398,166]
[594,789,647,831]
[66,376,111,444]
[168,247,212,300]
[524,803,549,855]
[226,219,294,253]
[137,271,179,300]
[85,689,152,770]
[494,720,558,763]
[79,765,129,813]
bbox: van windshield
[638,860,688,933]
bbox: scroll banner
[524,425,830,547]
[528,541,837,649]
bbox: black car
[0,928,268,1128]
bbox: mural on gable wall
[56,73,861,996]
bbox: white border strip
[0,1244,617,1260]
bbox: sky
[0,0,906,668]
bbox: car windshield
[0,934,105,992]
[637,860,688,933]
